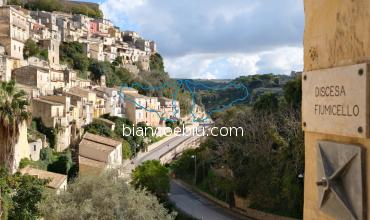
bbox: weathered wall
[303,0,370,219]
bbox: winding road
[123,133,251,220]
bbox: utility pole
[192,155,196,185]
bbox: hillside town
[0,0,183,193]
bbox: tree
[0,80,30,171]
[132,160,170,198]
[23,39,39,59]
[6,0,22,6]
[60,42,89,74]
[38,171,175,220]
[0,168,47,220]
[283,77,302,108]
[47,151,73,175]
[84,121,113,137]
[253,92,279,113]
[23,39,48,61]
[150,53,165,72]
[122,140,132,160]
[89,61,112,81]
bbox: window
[33,145,36,151]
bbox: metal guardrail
[159,136,202,164]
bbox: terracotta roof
[79,133,121,163]
[33,98,63,106]
[20,167,67,190]
[84,132,121,147]
[79,156,107,168]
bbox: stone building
[0,6,30,60]
[123,89,161,127]
[95,18,113,34]
[39,37,60,68]
[49,68,64,90]
[158,97,181,124]
[89,41,104,61]
[20,167,67,194]
[0,45,13,81]
[94,87,122,117]
[12,65,51,95]
[63,87,96,125]
[28,139,42,161]
[31,98,66,128]
[79,132,122,175]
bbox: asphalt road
[169,180,251,220]
[126,131,250,220]
[133,135,191,165]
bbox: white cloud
[164,47,303,79]
[100,0,304,79]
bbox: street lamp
[191,155,197,185]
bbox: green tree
[60,42,89,74]
[0,168,47,220]
[132,160,170,198]
[122,140,132,160]
[89,61,117,83]
[25,0,63,12]
[0,80,30,171]
[150,53,165,72]
[84,121,113,137]
[39,171,175,220]
[283,77,302,108]
[115,67,134,84]
[23,39,39,59]
[253,93,279,113]
[47,151,73,175]
[6,0,23,6]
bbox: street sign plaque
[302,63,370,138]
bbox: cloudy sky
[90,0,304,79]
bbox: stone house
[124,90,161,127]
[94,96,105,118]
[103,44,117,62]
[28,139,42,161]
[31,98,71,151]
[94,87,122,117]
[79,132,122,175]
[95,18,113,34]
[89,41,104,61]
[108,27,122,41]
[158,97,181,124]
[63,88,95,125]
[135,38,151,54]
[0,6,30,60]
[12,65,51,95]
[50,68,64,90]
[39,37,60,68]
[20,166,67,194]
[89,20,98,34]
[30,11,58,32]
[0,45,13,81]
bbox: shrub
[39,171,175,219]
